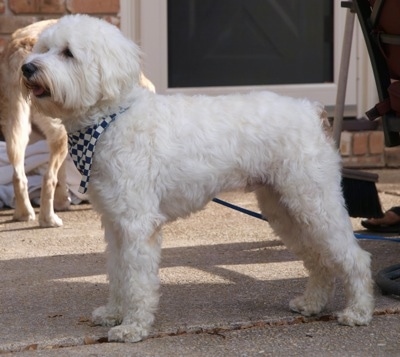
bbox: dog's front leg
[35,116,69,227]
[3,100,36,222]
[109,228,162,342]
[92,218,124,327]
[94,217,162,343]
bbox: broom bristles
[342,168,383,218]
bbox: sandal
[361,207,400,233]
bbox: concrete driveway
[1,169,400,356]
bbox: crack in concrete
[2,308,400,353]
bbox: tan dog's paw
[13,206,36,222]
[39,212,63,227]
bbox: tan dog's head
[22,14,145,130]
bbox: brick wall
[340,130,400,168]
[0,0,120,54]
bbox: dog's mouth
[32,85,50,98]
[25,82,50,98]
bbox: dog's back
[92,89,338,221]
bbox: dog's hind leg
[256,177,374,326]
[94,216,162,342]
[256,186,336,316]
[54,158,70,211]
[33,113,69,227]
[3,99,36,222]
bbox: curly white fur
[22,14,374,343]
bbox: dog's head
[21,14,143,127]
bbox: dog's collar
[68,107,129,194]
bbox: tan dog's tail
[140,73,155,93]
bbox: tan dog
[0,20,70,227]
[0,19,155,227]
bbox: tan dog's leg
[33,111,70,227]
[3,99,36,222]
[54,158,70,211]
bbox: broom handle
[333,3,355,149]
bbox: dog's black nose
[21,63,38,79]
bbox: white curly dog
[22,14,374,342]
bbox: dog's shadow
[157,240,311,330]
[2,237,399,347]
[0,239,311,344]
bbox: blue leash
[212,198,400,243]
[353,233,400,242]
[212,198,266,220]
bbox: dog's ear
[97,34,142,102]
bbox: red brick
[369,131,384,154]
[339,131,352,157]
[9,0,65,14]
[384,146,400,168]
[342,154,385,168]
[352,132,369,156]
[0,16,37,34]
[102,16,120,28]
[66,0,119,14]
[9,0,35,14]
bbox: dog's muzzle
[21,63,50,98]
[21,63,38,79]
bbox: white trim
[140,0,168,87]
[120,0,138,41]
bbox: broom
[334,2,383,218]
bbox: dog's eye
[37,46,49,54]
[62,48,74,58]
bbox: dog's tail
[312,102,383,219]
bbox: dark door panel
[168,0,333,88]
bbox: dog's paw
[54,197,71,211]
[289,295,326,316]
[92,305,122,327]
[54,190,71,211]
[13,207,36,222]
[108,323,149,343]
[337,307,372,326]
[39,213,63,228]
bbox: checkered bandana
[68,108,128,194]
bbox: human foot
[361,207,400,233]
